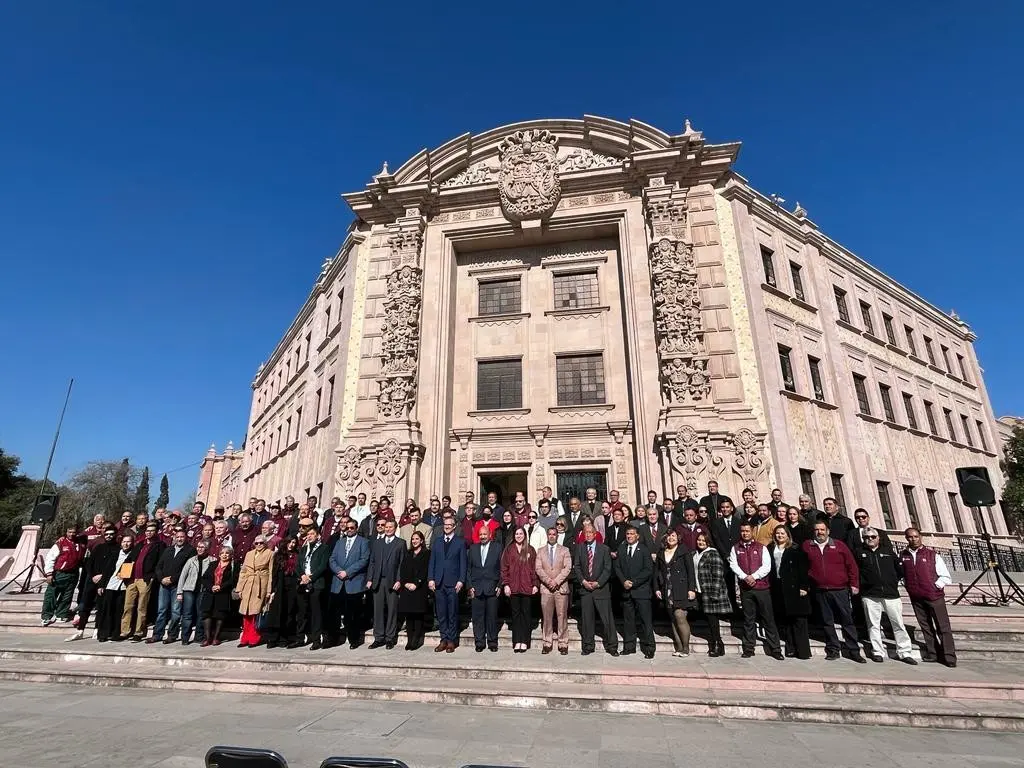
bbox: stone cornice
[720,173,975,342]
[252,229,366,388]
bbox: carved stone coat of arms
[497,129,561,221]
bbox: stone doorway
[555,470,609,508]
[478,472,529,507]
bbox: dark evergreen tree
[155,473,170,510]
[133,466,150,516]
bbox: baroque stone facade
[221,116,1008,542]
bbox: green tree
[1001,425,1024,535]
[133,466,150,516]
[155,474,170,510]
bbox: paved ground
[0,681,1021,768]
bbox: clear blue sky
[2,3,1021,505]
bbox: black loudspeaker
[956,467,996,508]
[29,493,59,524]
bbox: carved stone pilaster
[643,183,710,405]
[376,215,426,421]
[335,438,423,500]
[662,427,771,497]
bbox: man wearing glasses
[855,527,917,665]
[846,508,893,554]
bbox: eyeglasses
[528,516,538,521]
[864,535,878,540]
[855,515,868,520]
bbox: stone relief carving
[334,439,409,498]
[558,147,619,172]
[644,189,711,405]
[376,218,425,420]
[665,427,770,494]
[336,446,363,494]
[729,428,768,491]
[498,129,561,221]
[441,161,497,188]
[668,426,719,492]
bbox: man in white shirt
[900,527,957,667]
[350,493,371,525]
[729,522,784,660]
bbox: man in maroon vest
[901,527,957,667]
[41,524,86,625]
[729,523,784,659]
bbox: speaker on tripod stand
[952,467,1023,606]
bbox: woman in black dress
[199,546,238,646]
[655,529,698,657]
[263,537,299,648]
[768,525,812,659]
[399,531,430,650]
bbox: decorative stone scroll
[558,148,619,172]
[644,186,711,404]
[727,428,769,491]
[665,427,770,495]
[441,162,496,188]
[498,129,561,222]
[335,439,409,497]
[376,216,425,420]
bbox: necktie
[587,545,594,574]
[549,545,554,566]
[344,537,351,558]
[629,544,635,558]
[481,545,488,565]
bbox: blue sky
[1,3,1021,504]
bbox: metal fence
[890,536,1023,572]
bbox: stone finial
[374,161,390,181]
[769,193,786,207]
[225,440,234,452]
[950,309,962,322]
[206,443,217,458]
[683,118,696,135]
[793,201,808,219]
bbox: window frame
[476,358,524,411]
[859,300,875,335]
[808,356,825,401]
[478,277,522,317]
[778,345,796,392]
[877,481,895,528]
[555,353,607,407]
[834,287,851,324]
[761,245,777,288]
[789,261,806,301]
[853,374,871,416]
[552,270,599,310]
[901,392,919,430]
[878,383,896,423]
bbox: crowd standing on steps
[39,485,957,668]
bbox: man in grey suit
[366,519,406,649]
[466,524,502,652]
[573,525,618,656]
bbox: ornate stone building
[227,116,1007,539]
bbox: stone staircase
[3,591,1023,731]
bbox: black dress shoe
[847,653,868,664]
[643,651,655,659]
[286,640,304,649]
[475,646,485,652]
[368,640,386,649]
[621,649,636,655]
[944,659,957,668]
[559,647,568,655]
[489,646,498,652]
[741,650,755,658]
[770,652,786,661]
[870,654,885,663]
[825,651,840,660]
[181,639,191,646]
[606,649,619,657]
[266,641,278,649]
[349,641,363,650]
[386,642,396,650]
[581,649,594,656]
[310,641,323,651]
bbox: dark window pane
[799,469,816,506]
[854,375,871,415]
[478,278,521,316]
[778,345,795,392]
[904,326,917,357]
[902,393,918,430]
[477,359,523,410]
[927,489,944,533]
[790,262,805,301]
[883,314,897,346]
[556,354,606,406]
[761,246,777,287]
[834,287,850,323]
[552,271,599,309]
[859,301,874,335]
[903,485,921,529]
[879,384,895,423]
[877,482,895,528]
[808,356,825,401]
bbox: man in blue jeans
[176,539,212,645]
[147,528,195,644]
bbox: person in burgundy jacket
[802,520,866,663]
[729,523,784,660]
[500,526,539,653]
[231,513,259,564]
[41,524,86,625]
[675,507,711,553]
[901,527,957,667]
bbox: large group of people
[37,482,958,667]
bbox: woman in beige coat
[237,535,274,647]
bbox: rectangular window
[296,406,302,433]
[923,400,939,435]
[276,425,282,454]
[476,359,523,410]
[926,489,944,532]
[903,485,921,529]
[552,271,599,309]
[799,469,816,506]
[943,408,957,441]
[960,415,974,447]
[338,288,345,315]
[314,388,322,422]
[879,384,896,423]
[882,314,897,346]
[853,374,871,416]
[976,420,990,452]
[834,287,851,324]
[830,473,847,512]
[877,482,895,528]
[478,278,521,316]
[808,356,825,401]
[285,417,292,445]
[304,333,311,363]
[941,345,953,374]
[778,345,796,392]
[957,353,969,382]
[790,262,805,301]
[761,246,777,287]
[948,492,965,532]
[904,326,918,357]
[327,376,335,417]
[902,393,919,430]
[859,301,875,335]
[556,353,606,406]
[924,336,936,366]
[324,304,332,331]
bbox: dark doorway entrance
[555,471,608,508]
[479,472,529,508]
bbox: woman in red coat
[500,526,539,653]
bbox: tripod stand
[0,526,46,594]
[953,506,1024,606]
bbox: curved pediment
[393,115,691,187]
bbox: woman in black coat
[398,531,430,650]
[199,547,238,646]
[783,506,811,545]
[654,529,698,657]
[263,537,300,649]
[768,525,812,659]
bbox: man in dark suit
[148,529,195,644]
[366,519,406,649]
[710,499,743,613]
[428,517,467,652]
[604,507,630,557]
[614,526,655,658]
[846,508,893,554]
[328,520,369,648]
[638,507,665,557]
[295,525,332,649]
[672,484,699,518]
[466,524,502,652]
[698,480,733,518]
[573,525,618,656]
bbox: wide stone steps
[0,646,1020,731]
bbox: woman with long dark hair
[501,526,539,653]
[498,509,516,548]
[199,547,237,646]
[399,530,430,650]
[655,529,697,657]
[263,536,300,648]
[691,533,731,657]
[784,506,811,545]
